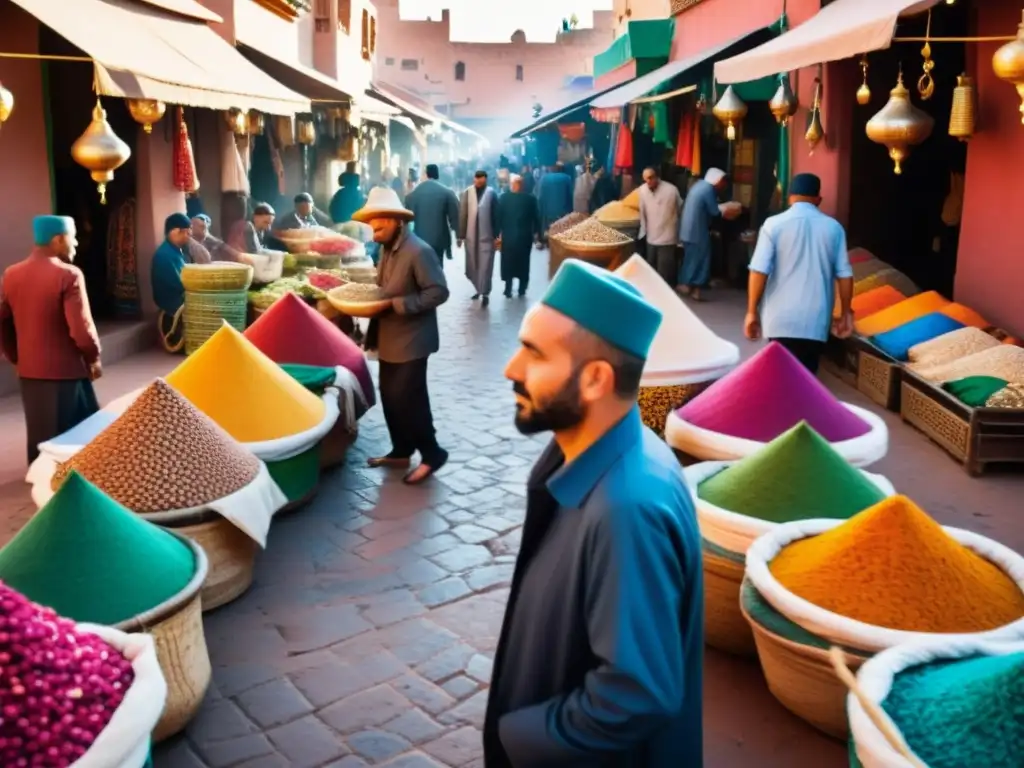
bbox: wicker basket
[557,238,634,272]
[151,509,258,612]
[181,262,254,292]
[857,346,902,412]
[326,286,392,318]
[637,381,711,438]
[184,290,248,355]
[703,540,755,657]
[740,580,868,740]
[548,238,569,279]
[114,534,211,742]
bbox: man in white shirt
[638,167,682,286]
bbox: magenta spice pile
[0,582,134,767]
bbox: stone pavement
[1,246,1022,767]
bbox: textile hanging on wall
[219,123,250,195]
[558,123,586,143]
[173,107,200,194]
[675,110,695,168]
[614,122,634,172]
[105,197,139,319]
[691,119,702,176]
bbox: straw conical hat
[166,324,326,442]
[614,254,738,385]
[51,379,261,513]
[244,292,374,404]
[0,471,196,625]
[352,186,414,223]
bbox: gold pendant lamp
[857,56,872,106]
[805,74,825,152]
[769,75,798,126]
[948,74,976,141]
[126,99,166,134]
[71,99,131,204]
[712,85,747,141]
[993,10,1024,124]
[0,80,14,127]
[224,108,248,135]
[865,71,934,175]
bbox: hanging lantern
[948,73,976,141]
[0,80,14,126]
[296,114,316,146]
[126,99,165,134]
[857,56,872,106]
[246,110,265,136]
[865,72,934,175]
[769,74,798,126]
[806,75,825,152]
[992,10,1024,124]
[712,85,747,141]
[71,99,131,205]
[224,108,248,135]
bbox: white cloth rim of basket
[683,460,897,555]
[71,624,166,768]
[745,517,1024,654]
[663,401,889,467]
[32,461,286,548]
[848,637,1024,768]
[639,357,739,388]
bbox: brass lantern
[769,75,798,126]
[865,73,934,175]
[71,99,131,204]
[856,56,872,106]
[247,110,265,136]
[224,108,248,135]
[948,73,976,141]
[992,10,1024,124]
[126,99,165,134]
[296,114,316,146]
[712,85,747,141]
[0,80,13,126]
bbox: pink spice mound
[0,581,134,767]
[675,341,872,443]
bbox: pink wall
[595,60,638,92]
[0,8,54,271]
[955,1,1024,336]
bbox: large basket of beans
[847,638,1024,768]
[0,583,168,768]
[684,423,896,658]
[742,496,1024,739]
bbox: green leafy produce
[247,276,325,309]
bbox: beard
[512,377,586,435]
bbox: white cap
[705,168,726,185]
[509,174,522,184]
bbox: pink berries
[0,582,134,767]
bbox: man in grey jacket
[354,187,451,485]
[405,164,460,267]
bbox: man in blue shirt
[485,259,704,767]
[745,173,854,373]
[679,167,733,300]
[151,213,195,353]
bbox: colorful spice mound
[769,495,1024,633]
[698,423,887,523]
[305,270,346,291]
[546,212,588,238]
[676,341,872,443]
[307,235,358,256]
[0,582,135,767]
[554,218,631,245]
[881,651,1024,767]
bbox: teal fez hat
[541,259,662,360]
[33,215,75,246]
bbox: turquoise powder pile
[881,651,1024,767]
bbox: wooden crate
[900,370,1024,476]
[855,339,902,412]
[821,334,858,388]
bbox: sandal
[402,451,449,485]
[368,456,411,469]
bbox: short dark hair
[253,202,275,217]
[643,166,658,178]
[474,170,487,179]
[426,164,439,179]
[568,327,645,399]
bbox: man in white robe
[458,170,501,308]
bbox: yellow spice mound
[769,495,1024,633]
[166,324,326,443]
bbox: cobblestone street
[2,248,1022,768]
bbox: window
[361,9,370,59]
[401,59,419,71]
[515,64,523,81]
[385,57,395,66]
[370,15,377,54]
[454,61,466,81]
[337,0,350,34]
[315,0,330,32]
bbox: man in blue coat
[537,162,573,243]
[485,259,704,766]
[406,164,460,267]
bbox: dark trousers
[427,240,447,267]
[503,277,528,296]
[771,338,826,375]
[20,377,99,464]
[646,243,678,287]
[378,358,444,464]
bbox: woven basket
[114,533,211,742]
[326,286,392,318]
[703,540,755,656]
[156,510,258,612]
[558,239,634,271]
[638,382,711,438]
[740,579,869,740]
[184,290,248,355]
[181,262,254,292]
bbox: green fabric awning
[593,19,675,78]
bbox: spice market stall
[0,472,211,741]
[548,217,634,277]
[614,254,739,436]
[741,495,1024,739]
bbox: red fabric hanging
[173,106,200,194]
[558,122,586,143]
[675,110,695,168]
[613,122,634,172]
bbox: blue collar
[546,406,643,509]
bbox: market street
[3,247,1021,768]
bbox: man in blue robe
[151,213,195,353]
[485,259,704,766]
[679,167,731,301]
[537,162,573,243]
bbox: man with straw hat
[353,187,451,485]
[1,216,102,464]
[485,259,703,766]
